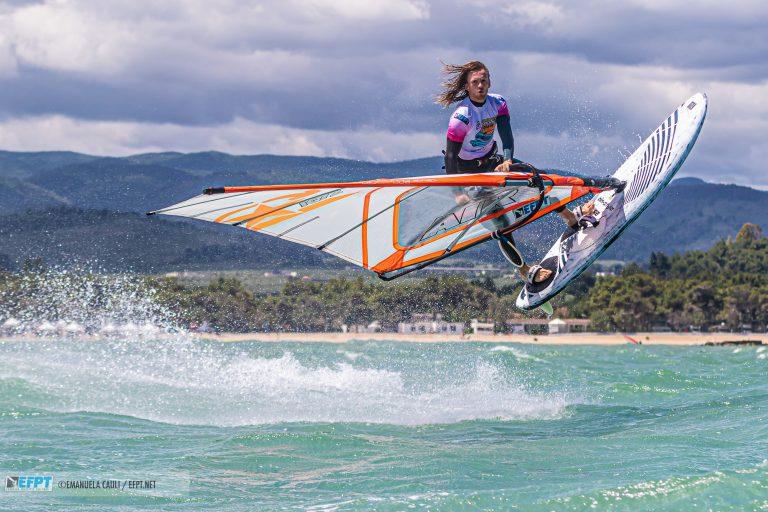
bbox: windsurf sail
[623,334,641,345]
[148,164,619,280]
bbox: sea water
[1,337,766,511]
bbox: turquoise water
[1,338,767,510]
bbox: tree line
[1,224,765,333]
[574,223,768,332]
[152,222,768,333]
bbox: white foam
[0,340,573,427]
[336,349,362,361]
[490,345,544,362]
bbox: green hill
[0,208,330,273]
[0,149,764,269]
[0,150,99,179]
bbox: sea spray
[0,268,575,426]
[0,266,182,335]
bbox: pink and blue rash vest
[446,93,510,160]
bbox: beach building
[343,321,382,333]
[99,322,118,336]
[398,313,464,335]
[64,322,85,335]
[548,318,592,334]
[1,317,21,335]
[35,321,56,336]
[470,319,495,335]
[548,318,567,334]
[120,322,139,335]
[565,319,591,332]
[507,318,591,335]
[506,318,549,334]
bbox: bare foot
[520,265,553,283]
[534,268,552,283]
[581,199,596,216]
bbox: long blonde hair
[436,61,490,107]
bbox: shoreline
[196,332,767,346]
[1,332,765,346]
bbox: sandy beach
[196,332,767,346]
[2,332,764,346]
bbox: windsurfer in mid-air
[437,60,597,285]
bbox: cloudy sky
[0,0,766,186]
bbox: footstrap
[572,205,599,229]
[526,264,543,284]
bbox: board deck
[516,93,708,310]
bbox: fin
[495,233,524,267]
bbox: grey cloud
[210,1,768,71]
[0,0,765,187]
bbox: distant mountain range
[0,150,440,214]
[0,150,763,272]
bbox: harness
[457,141,503,173]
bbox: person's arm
[445,108,469,175]
[496,113,514,162]
[444,138,462,175]
[445,108,470,202]
[494,97,517,172]
[444,138,470,203]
